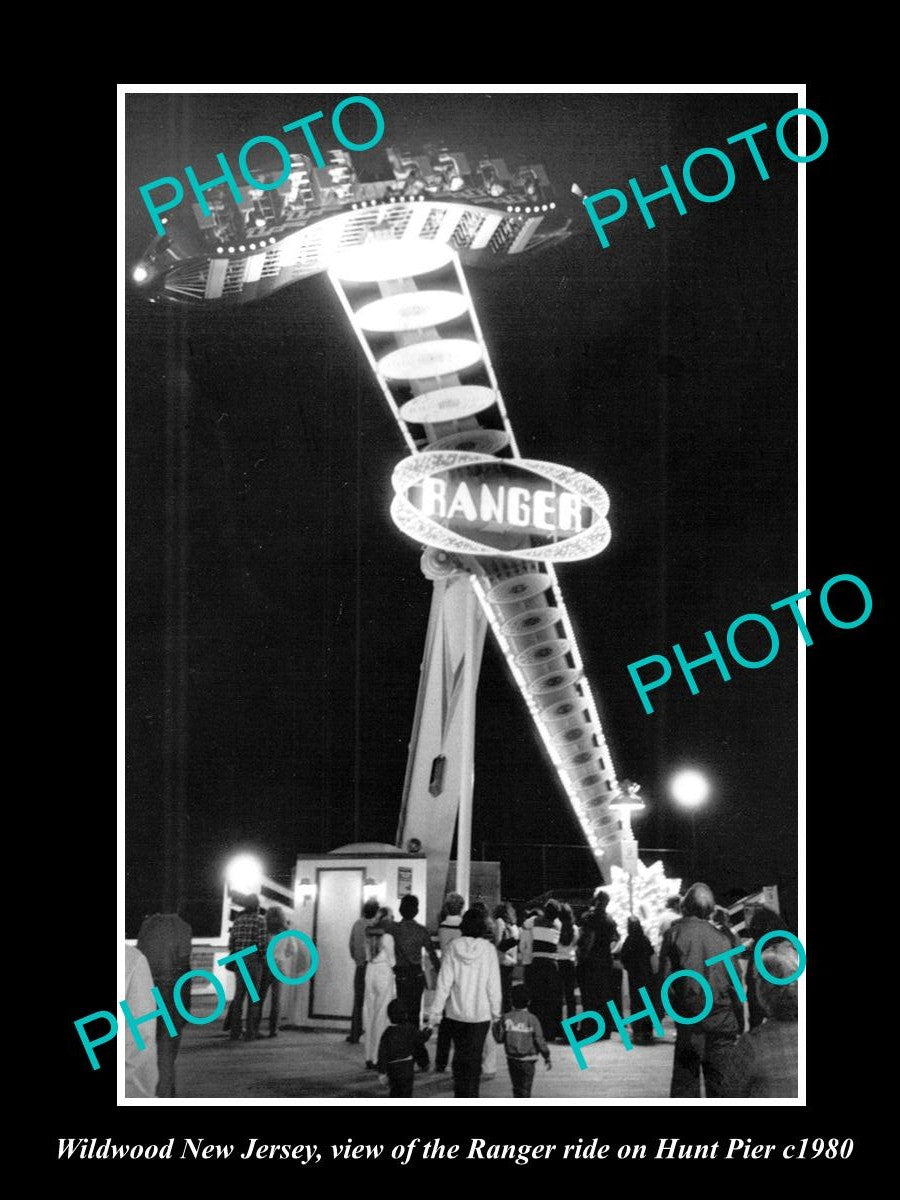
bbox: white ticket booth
[290,843,428,1028]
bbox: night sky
[125,91,802,935]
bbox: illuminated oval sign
[390,451,611,562]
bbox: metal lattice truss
[328,242,628,874]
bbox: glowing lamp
[670,769,710,808]
[226,853,263,896]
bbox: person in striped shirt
[525,900,563,1043]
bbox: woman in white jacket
[363,914,396,1068]
[427,908,502,1097]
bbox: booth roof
[325,842,422,857]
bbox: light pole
[669,770,710,880]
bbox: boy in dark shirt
[497,985,551,1098]
[376,1000,431,1097]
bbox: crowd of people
[341,883,798,1100]
[124,883,798,1101]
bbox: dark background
[125,91,801,935]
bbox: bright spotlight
[670,769,710,808]
[226,853,263,896]
[133,266,149,284]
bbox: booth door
[310,868,364,1019]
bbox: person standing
[427,907,502,1098]
[743,905,786,1030]
[574,908,590,1008]
[124,943,159,1098]
[434,893,465,1073]
[658,882,741,1097]
[136,909,193,1095]
[577,892,619,1038]
[376,999,432,1097]
[471,902,500,1080]
[386,894,440,1024]
[712,906,746,1035]
[721,941,799,1097]
[618,916,657,1046]
[527,900,563,1042]
[654,895,682,1031]
[276,929,312,1029]
[347,898,379,1044]
[497,984,552,1098]
[519,907,539,979]
[493,902,520,1013]
[438,893,465,952]
[257,905,287,1039]
[556,903,579,1023]
[363,912,396,1069]
[228,895,267,1042]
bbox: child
[376,999,432,1097]
[496,985,551,1097]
